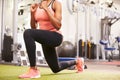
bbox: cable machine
[100,16,120,61]
[58,0,82,61]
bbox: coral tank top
[34,1,61,34]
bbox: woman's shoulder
[54,0,62,4]
[56,0,62,2]
[54,0,62,7]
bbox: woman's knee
[51,67,60,73]
[52,69,59,73]
[23,29,31,38]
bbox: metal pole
[1,0,5,55]
[76,9,79,57]
[0,0,4,60]
[84,6,87,59]
[12,0,18,63]
[0,0,5,60]
[13,0,18,44]
[74,0,79,58]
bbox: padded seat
[116,37,120,42]
[99,40,108,45]
[58,57,76,61]
[105,47,116,51]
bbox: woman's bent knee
[23,29,31,38]
[51,68,60,73]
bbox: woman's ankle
[30,66,37,70]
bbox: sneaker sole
[31,75,41,78]
[19,75,41,79]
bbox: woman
[19,0,84,79]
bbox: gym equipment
[66,0,89,58]
[105,47,116,62]
[108,37,120,60]
[99,40,108,45]
[100,16,120,61]
[2,34,13,62]
[90,42,97,59]
[58,57,76,62]
[79,39,85,57]
[57,41,76,57]
[87,41,91,59]
[12,43,22,65]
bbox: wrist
[43,7,48,11]
[31,11,35,14]
[31,12,35,16]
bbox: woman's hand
[30,3,38,13]
[39,1,48,10]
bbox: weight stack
[79,39,85,57]
[2,34,13,62]
[91,43,97,59]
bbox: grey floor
[85,60,120,74]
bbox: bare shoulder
[53,0,62,9]
[56,0,62,3]
[54,0,62,5]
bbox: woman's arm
[30,13,36,29]
[30,4,38,29]
[41,0,62,30]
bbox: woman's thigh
[24,29,63,47]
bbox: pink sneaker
[76,57,84,73]
[19,68,41,78]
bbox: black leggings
[23,29,76,73]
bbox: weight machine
[100,16,120,61]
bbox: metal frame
[0,0,4,60]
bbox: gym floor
[0,60,120,80]
[85,60,120,74]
